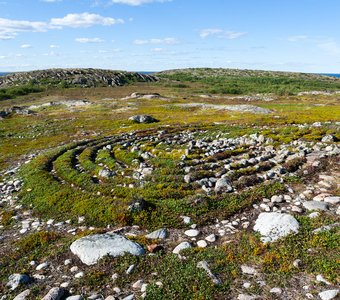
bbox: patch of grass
[0,84,44,101]
[158,68,340,95]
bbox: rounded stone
[70,233,145,265]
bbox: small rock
[65,296,83,300]
[197,240,208,248]
[126,264,135,274]
[145,228,168,240]
[316,274,331,285]
[237,294,257,300]
[271,195,283,203]
[303,201,329,211]
[205,234,216,242]
[197,260,221,285]
[41,287,64,300]
[70,266,78,273]
[132,279,144,289]
[36,262,49,271]
[74,272,84,278]
[13,289,31,300]
[181,216,191,224]
[184,229,200,237]
[243,282,251,289]
[270,287,282,294]
[172,242,192,254]
[293,259,302,268]
[241,265,257,275]
[318,290,339,300]
[122,295,134,300]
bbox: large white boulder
[70,233,145,265]
[253,212,299,243]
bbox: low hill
[156,68,340,95]
[0,68,157,88]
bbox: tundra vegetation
[0,68,339,299]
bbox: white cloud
[41,0,62,2]
[200,28,246,39]
[49,44,59,48]
[20,44,32,48]
[287,35,308,42]
[0,13,124,40]
[0,17,48,40]
[152,47,164,52]
[134,37,179,45]
[50,13,123,28]
[75,37,104,43]
[111,0,171,6]
[318,41,340,55]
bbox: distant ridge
[156,68,340,82]
[0,68,158,88]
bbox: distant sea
[138,71,156,75]
[0,72,9,76]
[318,73,340,78]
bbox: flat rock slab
[253,212,299,243]
[324,196,340,205]
[174,103,271,114]
[70,233,145,265]
[303,201,329,211]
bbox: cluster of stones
[1,128,339,299]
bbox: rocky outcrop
[0,68,158,88]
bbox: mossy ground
[0,75,339,299]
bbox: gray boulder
[214,177,233,193]
[129,115,158,124]
[70,233,145,265]
[253,212,299,243]
[6,274,31,290]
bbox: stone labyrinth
[20,125,339,230]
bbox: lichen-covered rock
[70,233,145,265]
[253,212,299,243]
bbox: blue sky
[0,0,339,72]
